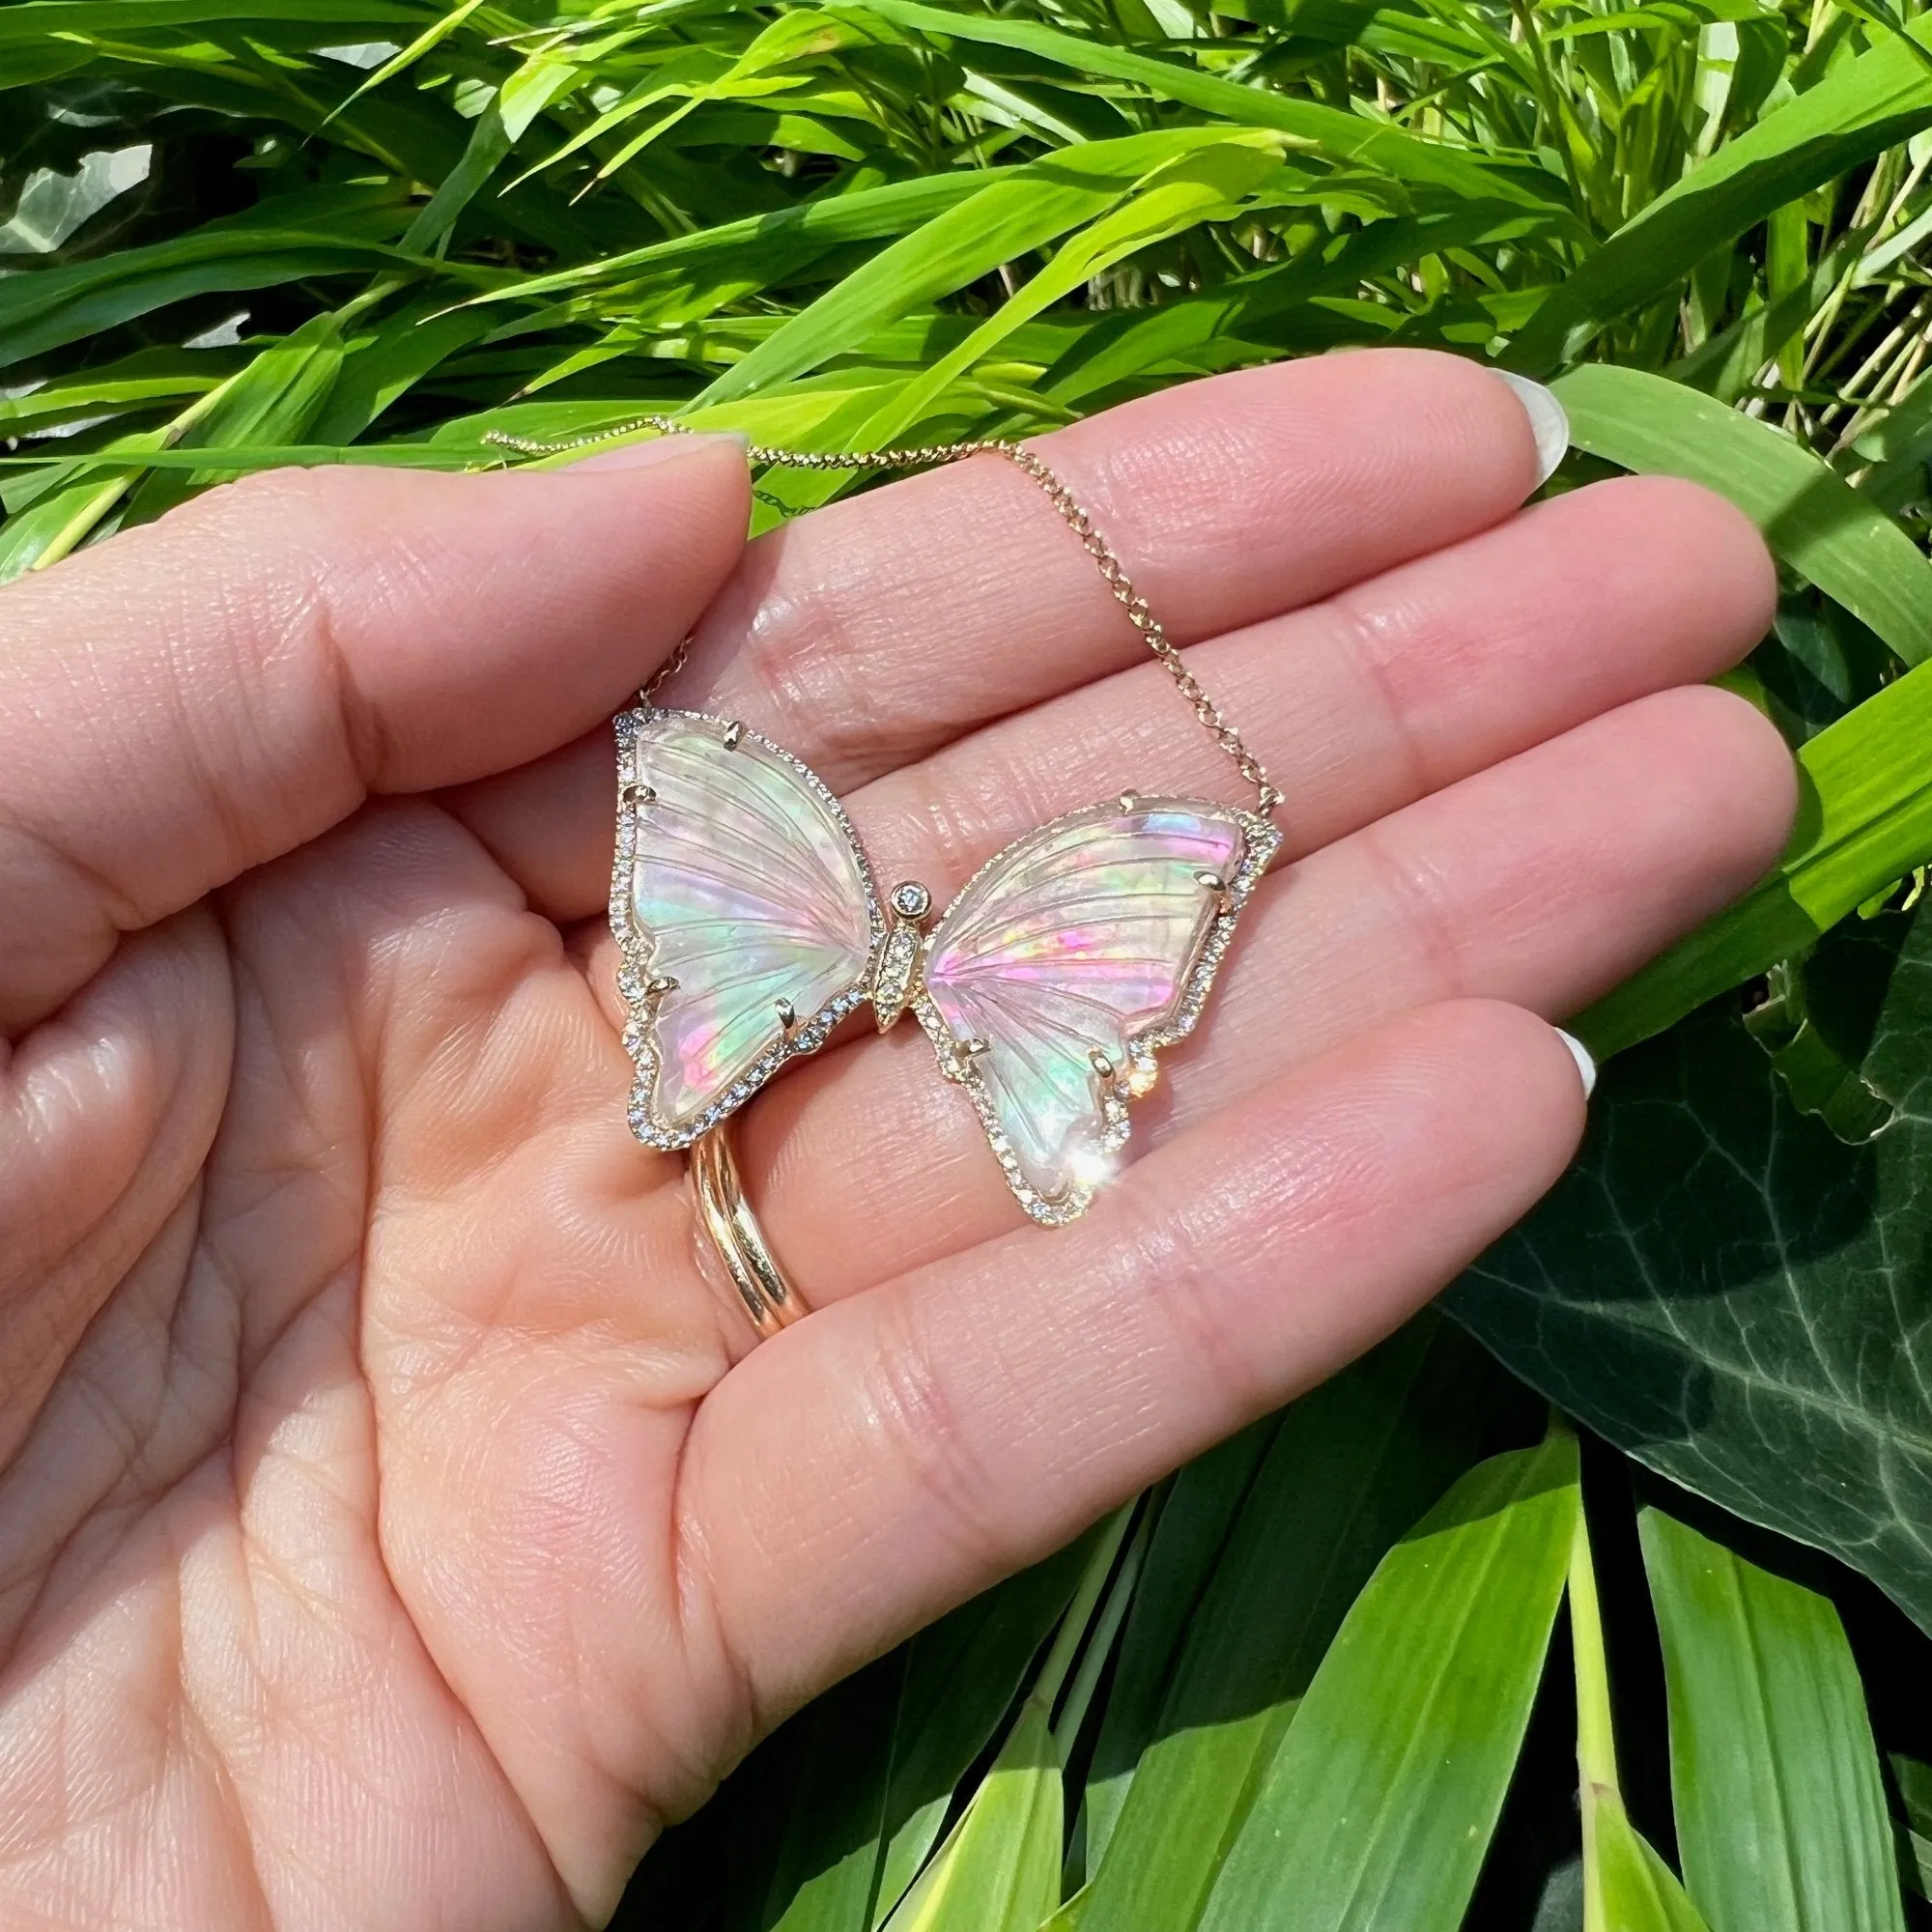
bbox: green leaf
[457,166,1010,312]
[1037,1891,1091,1932]
[832,0,1563,211]
[307,300,498,443]
[0,41,95,86]
[125,309,348,522]
[325,0,487,119]
[1851,366,1932,517]
[0,0,428,43]
[1743,955,1894,1142]
[878,1696,1063,1932]
[401,54,582,254]
[1511,14,1932,373]
[1195,1430,1580,1932]
[883,1514,1132,1932]
[0,188,425,372]
[1889,1755,1932,1899]
[845,136,1290,451]
[1077,1443,1269,1878]
[1041,205,1563,407]
[750,133,1293,515]
[1571,1503,1711,1932]
[1595,1805,1716,1932]
[0,354,226,434]
[1671,227,1870,405]
[1454,903,1932,1634]
[1577,658,1932,1058]
[0,466,148,583]
[692,128,1254,409]
[1079,1317,1523,1932]
[1640,1509,1905,1932]
[621,1536,1095,1932]
[1551,364,1932,668]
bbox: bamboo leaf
[830,0,1562,211]
[0,466,148,582]
[1595,1806,1716,1932]
[1079,1317,1525,1932]
[462,170,1012,310]
[1195,1431,1580,1932]
[326,0,486,118]
[1889,1756,1932,1900]
[620,1538,1097,1932]
[879,1697,1063,1932]
[1572,1506,1711,1932]
[692,128,1253,408]
[1640,1509,1905,1932]
[0,179,427,363]
[0,0,428,42]
[401,54,582,254]
[754,134,1292,515]
[1511,15,1932,372]
[883,1515,1131,1932]
[1576,658,1932,1057]
[1552,364,1932,668]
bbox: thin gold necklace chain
[482,414,1282,816]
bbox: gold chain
[483,415,1281,816]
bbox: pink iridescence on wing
[629,716,873,1128]
[923,803,1244,1200]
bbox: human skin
[0,350,1793,1929]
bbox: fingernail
[569,430,750,473]
[1554,1027,1597,1101]
[1491,371,1570,487]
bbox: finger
[677,352,1544,786]
[736,683,1794,1294]
[440,349,1549,900]
[449,469,1772,923]
[677,998,1587,1719]
[851,474,1776,895]
[0,439,751,1032]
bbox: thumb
[0,436,751,1032]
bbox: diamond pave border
[911,801,1283,1228]
[611,705,885,1152]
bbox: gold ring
[689,1121,810,1340]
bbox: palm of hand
[0,355,1792,1930]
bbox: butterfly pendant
[611,706,1282,1226]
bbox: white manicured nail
[1492,370,1570,487]
[1554,1028,1597,1100]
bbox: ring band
[689,1122,810,1340]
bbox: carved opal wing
[915,799,1281,1225]
[613,708,881,1148]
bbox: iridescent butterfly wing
[913,799,1282,1225]
[613,707,883,1149]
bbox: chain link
[483,415,1282,816]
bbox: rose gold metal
[689,1121,809,1340]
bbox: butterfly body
[868,881,930,1034]
[613,707,1280,1226]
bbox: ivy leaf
[1451,903,1932,1633]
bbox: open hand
[0,351,1793,1928]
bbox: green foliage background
[10,0,1932,1920]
